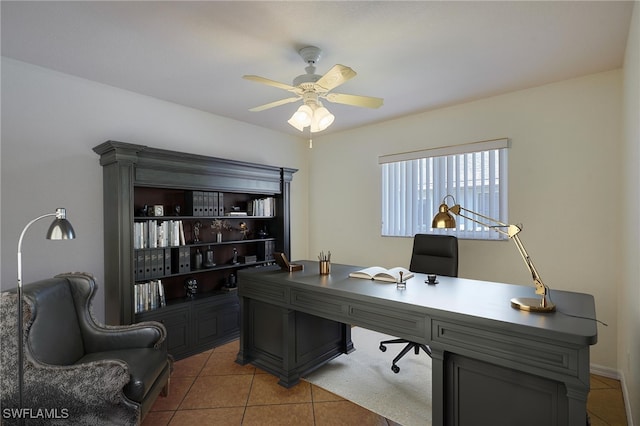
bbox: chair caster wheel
[379,345,386,352]
[391,365,400,374]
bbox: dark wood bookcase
[93,141,296,359]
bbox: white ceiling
[1,1,634,138]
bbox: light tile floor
[144,339,627,425]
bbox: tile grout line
[240,364,257,424]
[173,350,215,422]
[310,384,318,426]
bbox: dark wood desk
[236,261,597,426]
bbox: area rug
[303,327,432,426]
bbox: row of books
[134,280,167,313]
[248,197,276,217]
[134,220,186,249]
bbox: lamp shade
[432,203,456,229]
[288,105,313,131]
[313,106,335,131]
[46,218,76,240]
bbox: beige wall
[620,3,640,425]
[0,58,310,321]
[309,70,622,372]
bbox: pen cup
[319,260,330,275]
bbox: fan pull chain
[309,128,313,148]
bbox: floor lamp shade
[46,215,76,240]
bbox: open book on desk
[349,266,414,283]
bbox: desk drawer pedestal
[445,354,568,426]
[236,297,353,387]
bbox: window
[379,139,509,240]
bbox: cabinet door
[445,353,567,426]
[138,305,191,358]
[193,296,240,350]
[219,302,240,336]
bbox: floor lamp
[16,208,76,418]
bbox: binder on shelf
[257,240,276,261]
[197,191,204,216]
[172,246,191,273]
[163,248,172,274]
[150,249,159,277]
[208,192,217,216]
[143,250,152,279]
[135,250,145,280]
[186,191,204,216]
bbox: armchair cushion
[79,348,169,403]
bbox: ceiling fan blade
[324,92,384,109]
[243,75,298,92]
[248,97,300,112]
[314,64,357,92]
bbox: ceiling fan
[243,46,383,133]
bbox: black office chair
[379,234,458,373]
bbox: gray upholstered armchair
[0,272,173,425]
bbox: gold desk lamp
[432,195,555,313]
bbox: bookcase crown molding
[94,141,297,193]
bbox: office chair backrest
[409,234,458,277]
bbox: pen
[318,251,331,262]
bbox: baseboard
[591,363,633,426]
[590,363,620,379]
[619,373,634,426]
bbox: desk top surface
[239,260,598,346]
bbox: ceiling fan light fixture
[245,46,380,135]
[287,117,304,132]
[288,104,313,131]
[313,105,335,131]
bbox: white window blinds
[380,139,509,239]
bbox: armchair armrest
[82,320,167,354]
[53,272,168,353]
